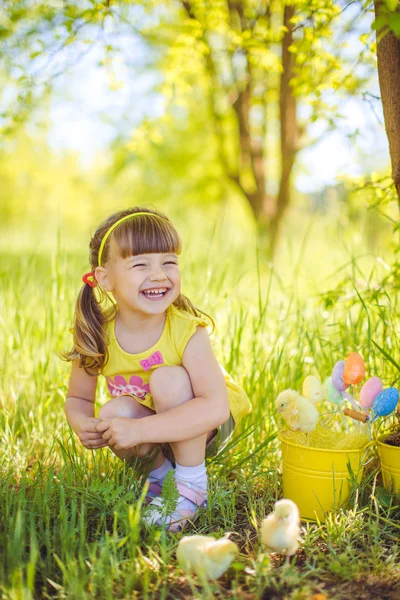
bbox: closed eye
[131,261,177,268]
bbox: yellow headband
[98,211,166,266]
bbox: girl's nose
[149,267,167,281]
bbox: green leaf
[376,485,393,507]
[230,560,245,571]
[160,470,179,516]
[372,15,388,31]
[117,535,129,549]
[372,339,400,373]
[385,0,399,11]
[388,13,400,36]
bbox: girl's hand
[96,418,140,451]
[77,417,110,449]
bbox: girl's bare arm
[65,361,107,448]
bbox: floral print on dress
[107,375,151,399]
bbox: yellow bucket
[279,435,367,522]
[377,435,400,494]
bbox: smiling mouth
[141,288,170,300]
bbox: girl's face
[96,247,181,315]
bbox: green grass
[1,205,400,599]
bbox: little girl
[64,207,251,532]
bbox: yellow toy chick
[275,389,319,433]
[176,535,239,581]
[260,499,301,561]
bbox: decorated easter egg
[359,377,383,409]
[343,352,365,385]
[323,377,343,405]
[332,360,348,393]
[302,376,323,404]
[370,387,399,422]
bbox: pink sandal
[144,482,162,505]
[143,481,208,533]
[164,481,208,533]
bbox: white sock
[148,458,174,484]
[144,461,208,527]
[175,461,208,490]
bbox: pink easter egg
[359,376,383,409]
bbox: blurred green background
[1,2,400,598]
[1,0,398,276]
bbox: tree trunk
[232,79,266,220]
[182,0,267,222]
[269,4,298,255]
[374,1,400,206]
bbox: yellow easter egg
[302,376,323,403]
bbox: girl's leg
[149,365,215,466]
[98,396,165,469]
[145,365,214,529]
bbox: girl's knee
[98,395,154,419]
[150,366,194,411]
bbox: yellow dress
[101,303,252,425]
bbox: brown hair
[63,207,215,374]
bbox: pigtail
[62,283,116,374]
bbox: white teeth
[142,288,168,299]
